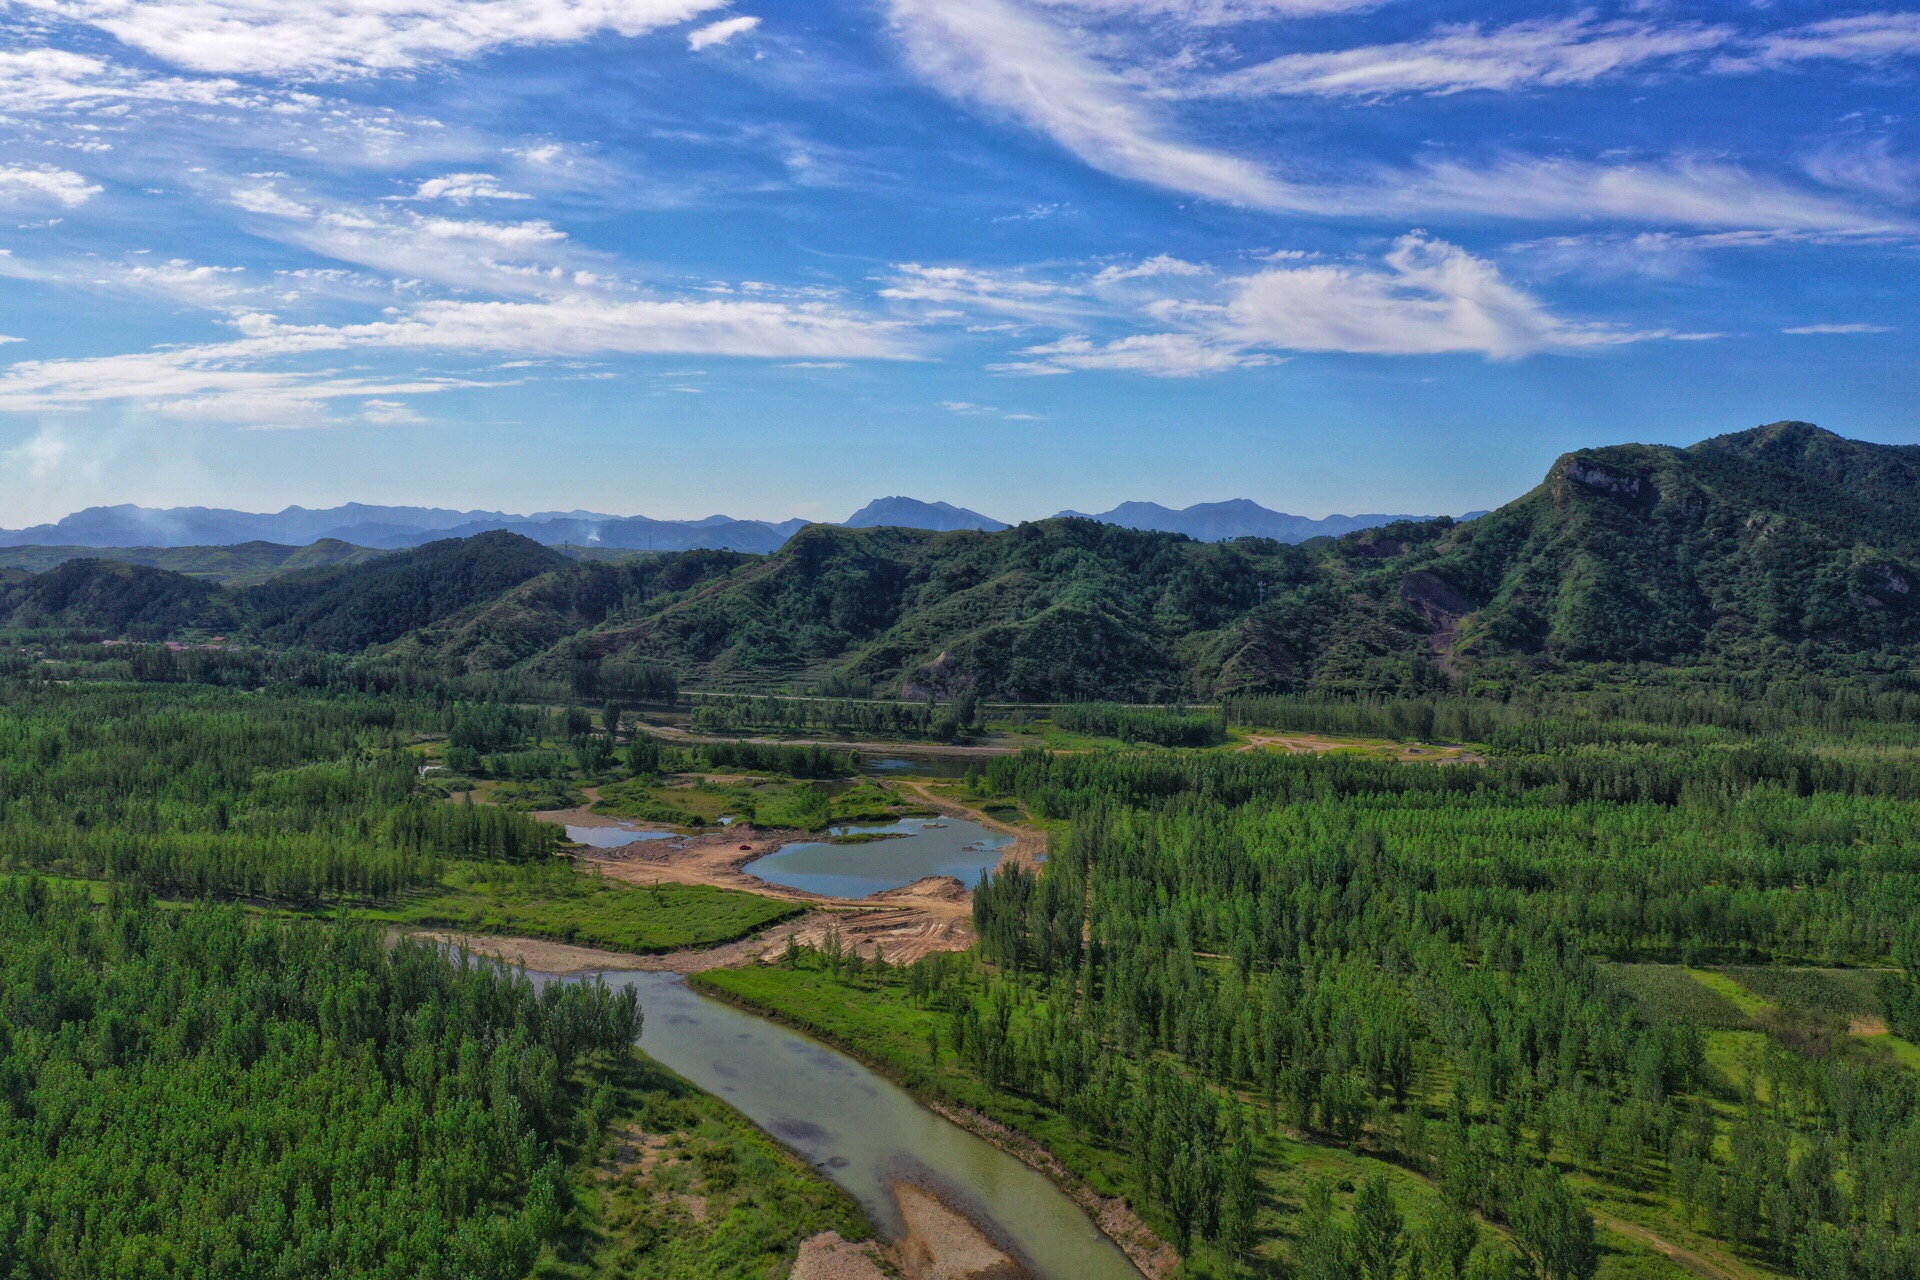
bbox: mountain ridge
[0,496,1455,551]
[7,422,1906,698]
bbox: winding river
[546,968,1144,1280]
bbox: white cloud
[1375,157,1908,235]
[1737,13,1920,70]
[1034,0,1377,20]
[0,47,250,114]
[885,0,1299,211]
[13,0,731,79]
[232,185,313,217]
[1783,323,1893,335]
[415,215,566,245]
[0,164,101,207]
[0,290,914,419]
[360,397,429,422]
[997,332,1269,376]
[1201,17,1732,100]
[352,295,911,359]
[984,233,1692,375]
[882,0,1896,234]
[688,14,759,50]
[1092,254,1207,285]
[0,336,22,346]
[1218,234,1649,358]
[408,173,532,201]
[882,263,1081,320]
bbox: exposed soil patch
[894,1182,1029,1280]
[791,1231,895,1280]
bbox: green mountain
[10,422,1920,696]
[0,559,236,638]
[1419,421,1920,672]
[0,539,383,587]
[246,530,572,652]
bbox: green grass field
[362,859,802,954]
[1719,966,1886,1018]
[1606,964,1757,1029]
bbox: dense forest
[692,691,1920,1280]
[0,884,640,1278]
[10,423,1920,702]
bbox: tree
[1513,1168,1598,1280]
[627,732,662,776]
[1297,1180,1359,1280]
[1355,1174,1406,1280]
[1418,1196,1479,1280]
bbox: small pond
[855,751,981,780]
[565,824,679,848]
[743,816,1011,898]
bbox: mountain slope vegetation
[8,423,1919,697]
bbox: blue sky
[0,0,1916,525]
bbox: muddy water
[553,969,1142,1280]
[743,817,1012,898]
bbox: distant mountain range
[1050,500,1470,543]
[0,495,1465,553]
[5,422,1910,697]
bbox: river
[546,968,1144,1280]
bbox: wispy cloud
[689,14,760,50]
[0,289,915,421]
[1035,0,1379,20]
[883,0,1901,234]
[14,0,731,79]
[1783,322,1893,335]
[886,0,1299,211]
[1197,17,1733,100]
[882,263,1082,321]
[1734,13,1920,71]
[997,332,1271,376]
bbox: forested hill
[1423,420,1920,670]
[8,421,1920,696]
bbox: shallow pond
[565,824,678,848]
[743,817,1011,898]
[548,969,1142,1280]
[856,751,980,780]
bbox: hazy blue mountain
[0,503,579,548]
[842,497,1008,531]
[2,496,1461,551]
[1054,499,1441,542]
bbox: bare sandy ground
[893,1183,1028,1280]
[791,1232,894,1280]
